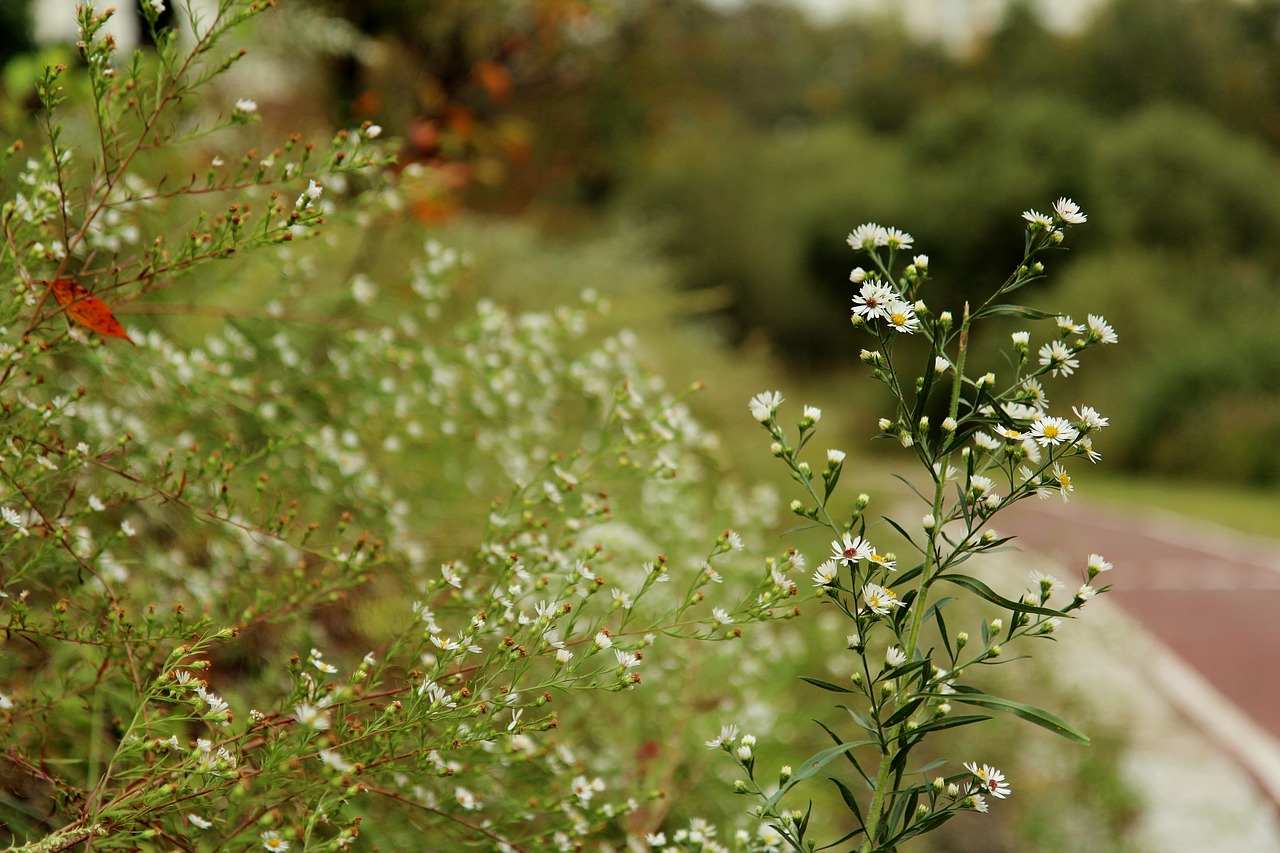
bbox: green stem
[859,746,897,852]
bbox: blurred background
[5,0,1280,849]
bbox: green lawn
[1084,472,1280,542]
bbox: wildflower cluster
[0,4,803,851]
[730,200,1117,851]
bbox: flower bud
[770,442,785,457]
[955,632,968,648]
[878,417,893,431]
[780,765,793,784]
[941,416,957,432]
[989,618,1003,634]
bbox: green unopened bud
[780,765,793,784]
[936,702,951,716]
[856,493,871,509]
[987,644,1002,658]
[918,415,929,430]
[850,672,863,687]
[734,779,750,794]
[880,681,895,698]
[955,631,968,649]
[939,310,953,328]
[931,776,945,793]
[981,529,997,544]
[770,442,784,457]
[789,499,805,515]
[916,803,930,818]
[797,461,812,477]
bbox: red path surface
[1002,499,1280,742]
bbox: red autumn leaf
[49,278,135,345]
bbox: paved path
[1001,498,1280,808]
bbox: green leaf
[935,573,1067,618]
[882,697,925,728]
[801,676,856,694]
[949,688,1090,744]
[828,777,866,826]
[972,303,1057,321]
[762,738,878,813]
[906,712,990,735]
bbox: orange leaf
[49,278,135,345]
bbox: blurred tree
[0,1,34,67]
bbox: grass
[1084,471,1280,542]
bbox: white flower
[120,520,137,537]
[705,724,740,749]
[1011,330,1030,346]
[885,300,919,334]
[846,223,882,250]
[1037,340,1079,377]
[350,274,377,305]
[1056,314,1085,336]
[0,693,13,710]
[593,631,612,650]
[830,533,871,566]
[87,495,106,511]
[365,124,382,139]
[862,583,904,616]
[811,559,839,587]
[1052,197,1087,224]
[188,814,212,829]
[912,254,929,269]
[2,506,27,536]
[294,703,330,731]
[1073,405,1109,430]
[235,99,258,114]
[148,0,166,13]
[885,646,906,667]
[1022,209,1053,229]
[748,390,784,423]
[712,608,734,625]
[259,830,290,851]
[1029,416,1078,447]
[852,281,896,321]
[827,448,846,465]
[803,405,822,423]
[1087,553,1113,574]
[1030,570,1063,593]
[883,227,914,249]
[849,266,868,283]
[318,749,352,772]
[1087,313,1117,344]
[964,761,1012,798]
[455,786,479,809]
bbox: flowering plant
[719,202,1117,851]
[0,3,803,851]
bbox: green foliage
[0,5,811,850]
